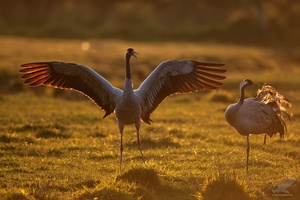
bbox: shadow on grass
[13,123,72,139]
[35,129,72,139]
[0,134,35,144]
[128,137,181,150]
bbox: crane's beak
[132,51,138,59]
[253,82,262,88]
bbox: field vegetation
[0,1,300,199]
[0,37,299,200]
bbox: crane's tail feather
[256,84,292,137]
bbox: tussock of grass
[117,168,161,190]
[75,183,136,200]
[197,172,250,200]
[5,190,33,200]
[73,167,164,200]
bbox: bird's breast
[224,103,238,127]
[115,96,141,125]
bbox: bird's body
[225,79,291,170]
[225,98,281,137]
[115,89,140,125]
[20,48,226,171]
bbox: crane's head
[125,48,138,59]
[240,79,262,90]
[240,79,253,89]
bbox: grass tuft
[75,181,137,200]
[117,168,161,190]
[5,189,34,200]
[197,172,250,200]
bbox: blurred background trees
[0,0,299,46]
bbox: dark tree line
[0,0,298,44]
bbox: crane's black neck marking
[238,86,246,104]
[125,53,131,79]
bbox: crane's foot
[139,147,146,164]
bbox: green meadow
[0,36,300,200]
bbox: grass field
[0,37,299,200]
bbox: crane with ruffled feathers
[225,79,291,171]
[20,48,226,171]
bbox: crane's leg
[135,122,145,163]
[246,135,250,171]
[118,123,125,173]
[263,134,267,145]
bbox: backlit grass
[1,37,300,200]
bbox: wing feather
[135,60,226,124]
[20,62,122,118]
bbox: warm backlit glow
[81,42,90,51]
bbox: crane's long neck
[226,85,245,126]
[126,56,131,79]
[123,55,133,96]
[238,86,246,105]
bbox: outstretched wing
[134,60,226,124]
[20,62,122,118]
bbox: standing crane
[20,48,226,171]
[225,79,291,170]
